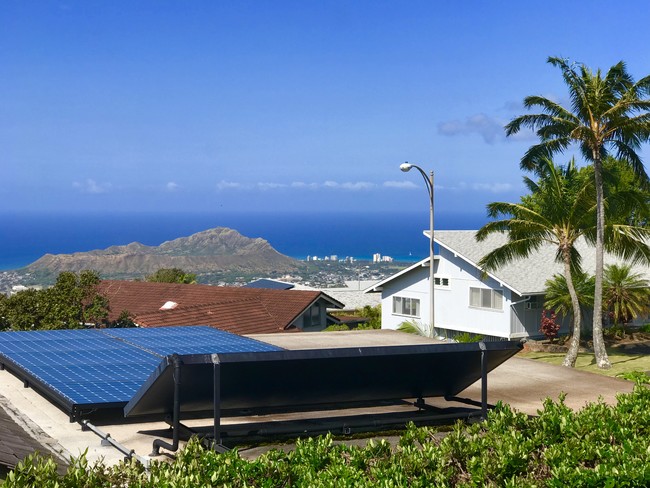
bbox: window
[304,303,321,327]
[392,296,420,317]
[434,277,450,287]
[469,287,503,311]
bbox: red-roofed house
[98,281,344,335]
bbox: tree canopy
[505,57,650,369]
[0,270,111,330]
[145,268,197,284]
[477,158,596,367]
[478,158,650,367]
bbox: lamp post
[400,162,435,337]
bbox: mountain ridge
[26,227,303,277]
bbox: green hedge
[5,384,650,487]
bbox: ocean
[0,211,488,270]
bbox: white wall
[435,247,512,338]
[380,264,431,331]
[380,248,513,339]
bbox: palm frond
[478,236,547,272]
[605,225,650,265]
[522,96,579,122]
[520,139,571,171]
[609,140,649,181]
[397,320,430,337]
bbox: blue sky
[3,1,650,216]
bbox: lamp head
[400,162,412,172]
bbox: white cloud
[291,181,319,189]
[458,181,513,193]
[383,180,418,189]
[340,181,375,190]
[215,180,378,192]
[507,128,538,142]
[257,182,288,190]
[72,179,111,194]
[438,113,506,144]
[166,181,179,191]
[216,180,244,190]
[322,181,376,190]
[438,112,542,144]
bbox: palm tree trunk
[562,249,582,367]
[592,155,611,369]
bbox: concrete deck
[0,330,635,467]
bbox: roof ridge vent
[160,301,179,310]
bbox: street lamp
[400,162,435,338]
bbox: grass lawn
[519,348,650,379]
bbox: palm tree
[477,158,595,367]
[544,271,595,334]
[505,57,650,369]
[603,264,650,327]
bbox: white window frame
[469,287,503,311]
[392,296,421,318]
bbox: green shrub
[455,332,484,343]
[604,324,627,339]
[616,371,650,384]
[5,385,650,486]
[324,323,350,332]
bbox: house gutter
[510,296,532,307]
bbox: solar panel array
[0,326,282,415]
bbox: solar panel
[125,341,524,418]
[103,326,281,356]
[0,326,283,418]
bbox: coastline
[0,210,485,271]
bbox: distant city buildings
[305,254,392,263]
[307,255,353,263]
[372,253,394,263]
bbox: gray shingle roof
[433,230,650,296]
[0,398,67,472]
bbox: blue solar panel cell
[104,326,281,356]
[0,326,283,417]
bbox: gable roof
[243,278,295,290]
[99,281,344,334]
[433,230,650,296]
[367,230,650,297]
[295,280,382,310]
[366,257,433,293]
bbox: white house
[366,230,650,341]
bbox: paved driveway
[461,356,634,416]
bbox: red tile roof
[98,280,342,335]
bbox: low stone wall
[523,340,589,354]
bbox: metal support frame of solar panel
[124,340,523,453]
[0,326,282,420]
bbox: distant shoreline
[0,255,425,272]
[0,210,485,271]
